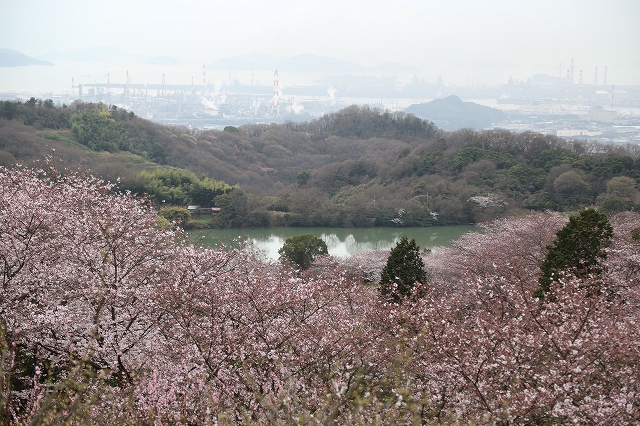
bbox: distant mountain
[278,54,367,74]
[0,49,53,67]
[145,55,182,65]
[405,95,507,130]
[208,52,281,71]
[208,52,416,75]
[371,62,421,74]
[38,46,148,62]
[209,57,266,71]
[235,52,282,66]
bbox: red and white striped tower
[272,70,280,113]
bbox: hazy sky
[1,0,639,84]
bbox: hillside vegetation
[2,99,640,227]
[2,163,639,424]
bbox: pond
[186,225,479,260]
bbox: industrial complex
[1,59,639,146]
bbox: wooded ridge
[2,99,639,227]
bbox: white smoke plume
[327,86,337,100]
[292,102,304,114]
[214,81,223,95]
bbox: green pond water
[186,225,479,260]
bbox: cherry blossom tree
[337,249,389,283]
[1,161,638,424]
[404,212,640,423]
[0,161,180,417]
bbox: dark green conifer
[379,236,428,303]
[536,208,613,298]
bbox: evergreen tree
[537,208,613,297]
[379,236,427,303]
[278,234,328,270]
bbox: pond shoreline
[186,225,480,260]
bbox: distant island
[405,95,507,130]
[0,49,53,67]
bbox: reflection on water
[187,226,479,260]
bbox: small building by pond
[187,205,221,215]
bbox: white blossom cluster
[468,193,508,208]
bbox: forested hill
[404,95,507,130]
[1,99,640,228]
[0,101,438,190]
